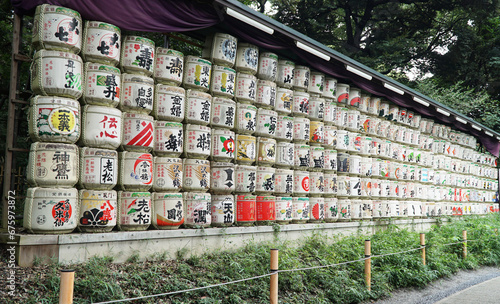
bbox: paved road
[368,267,500,304]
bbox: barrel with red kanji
[121,113,154,152]
[152,192,184,229]
[256,195,276,224]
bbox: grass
[7,214,500,304]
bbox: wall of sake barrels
[23,4,499,236]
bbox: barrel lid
[236,72,257,80]
[278,60,295,66]
[276,196,292,201]
[154,156,182,163]
[183,192,211,200]
[185,56,212,66]
[30,95,79,107]
[236,134,256,140]
[311,146,325,151]
[27,187,78,198]
[123,112,154,120]
[211,194,234,199]
[118,191,151,198]
[257,166,275,172]
[293,196,309,201]
[235,164,256,170]
[79,189,117,199]
[123,35,155,47]
[212,96,236,105]
[34,49,83,61]
[186,89,211,99]
[156,47,183,57]
[211,161,234,167]
[257,137,276,143]
[237,103,257,111]
[294,144,310,149]
[213,65,236,73]
[260,52,279,60]
[293,117,310,123]
[278,115,293,120]
[85,62,120,74]
[84,104,122,115]
[257,79,276,86]
[212,128,235,136]
[81,147,118,157]
[155,121,182,128]
[236,194,256,199]
[119,151,153,159]
[185,124,211,132]
[295,65,310,70]
[275,168,293,174]
[122,73,154,85]
[31,142,78,152]
[256,195,275,200]
[85,20,121,33]
[257,108,278,116]
[293,90,310,97]
[184,158,209,165]
[37,4,81,18]
[154,192,183,199]
[310,96,325,101]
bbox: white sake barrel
[211,128,235,162]
[82,21,121,65]
[379,101,390,119]
[256,108,278,137]
[275,141,294,168]
[235,43,259,74]
[348,88,361,108]
[372,158,382,177]
[324,197,338,222]
[79,147,118,190]
[184,124,211,159]
[360,178,372,197]
[334,107,349,129]
[323,125,337,148]
[368,97,381,116]
[118,152,153,191]
[235,165,257,193]
[275,169,294,194]
[256,80,277,109]
[359,94,370,113]
[83,63,121,107]
[337,175,350,196]
[351,200,363,220]
[154,48,184,86]
[211,194,235,227]
[29,96,80,144]
[256,166,276,194]
[324,172,338,195]
[120,36,155,76]
[204,33,237,67]
[350,176,362,197]
[31,50,83,99]
[336,130,349,151]
[324,149,337,172]
[347,109,361,131]
[185,90,212,125]
[294,170,310,195]
[184,192,211,228]
[120,74,154,114]
[323,100,336,124]
[276,115,294,142]
[23,187,78,234]
[308,72,325,95]
[359,115,370,133]
[377,120,390,139]
[117,191,151,231]
[122,113,154,152]
[154,121,183,157]
[210,161,235,193]
[235,72,257,103]
[398,108,408,125]
[258,52,279,81]
[367,117,380,136]
[183,56,212,92]
[153,85,185,122]
[78,189,117,232]
[309,171,324,195]
[210,65,236,98]
[293,117,310,143]
[323,78,337,99]
[275,87,293,114]
[290,197,309,224]
[183,159,210,192]
[309,197,325,222]
[338,199,351,221]
[152,192,184,229]
[310,146,325,170]
[294,144,311,169]
[153,157,183,192]
[309,96,325,121]
[210,96,235,128]
[293,65,310,90]
[27,142,79,187]
[32,4,82,53]
[336,83,349,105]
[236,134,256,164]
[293,91,310,117]
[275,196,292,224]
[360,157,372,177]
[81,105,122,149]
[277,60,295,89]
[235,103,257,134]
[309,120,324,144]
[257,137,277,166]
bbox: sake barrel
[183,159,210,192]
[323,100,336,125]
[337,152,350,174]
[153,85,185,122]
[292,91,310,117]
[324,149,337,172]
[309,197,325,222]
[337,175,350,196]
[324,197,339,222]
[347,109,361,131]
[154,48,184,86]
[256,80,277,109]
[275,196,293,224]
[348,88,361,108]
[377,119,390,139]
[152,192,184,229]
[334,107,349,129]
[235,72,257,103]
[79,147,118,190]
[256,195,276,224]
[120,73,154,114]
[336,83,349,105]
[256,108,278,137]
[324,172,338,195]
[275,169,294,194]
[235,43,259,74]
[293,65,310,91]
[184,124,211,159]
[338,199,351,221]
[117,191,151,231]
[310,146,325,170]
[368,97,381,116]
[82,21,121,66]
[184,192,211,228]
[32,4,82,53]
[309,72,325,95]
[258,52,279,81]
[31,50,83,99]
[256,166,275,194]
[211,128,235,162]
[277,60,295,89]
[80,105,122,149]
[350,200,362,220]
[323,78,337,99]
[122,113,154,152]
[275,87,293,114]
[336,130,349,151]
[309,171,324,195]
[23,187,78,234]
[78,189,117,232]
[211,161,235,193]
[235,165,257,193]
[183,56,212,92]
[236,194,256,226]
[120,36,155,76]
[349,175,362,197]
[82,63,121,107]
[185,90,212,125]
[118,152,153,191]
[294,144,311,169]
[154,121,183,157]
[359,94,370,113]
[293,170,310,195]
[152,157,183,192]
[309,120,324,144]
[27,142,79,187]
[293,117,310,143]
[257,137,277,166]
[275,141,294,168]
[210,65,236,98]
[292,196,310,223]
[276,115,294,142]
[211,194,235,227]
[235,103,257,134]
[398,108,408,125]
[203,33,237,67]
[309,97,325,121]
[29,96,80,144]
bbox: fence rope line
[92,238,481,304]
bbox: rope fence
[55,229,489,304]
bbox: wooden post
[270,249,279,304]
[364,240,371,291]
[420,233,426,266]
[495,228,498,235]
[462,230,467,259]
[59,269,75,304]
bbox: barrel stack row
[23,4,498,235]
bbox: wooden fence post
[420,233,426,266]
[364,240,371,291]
[270,249,279,304]
[59,269,75,304]
[462,230,467,259]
